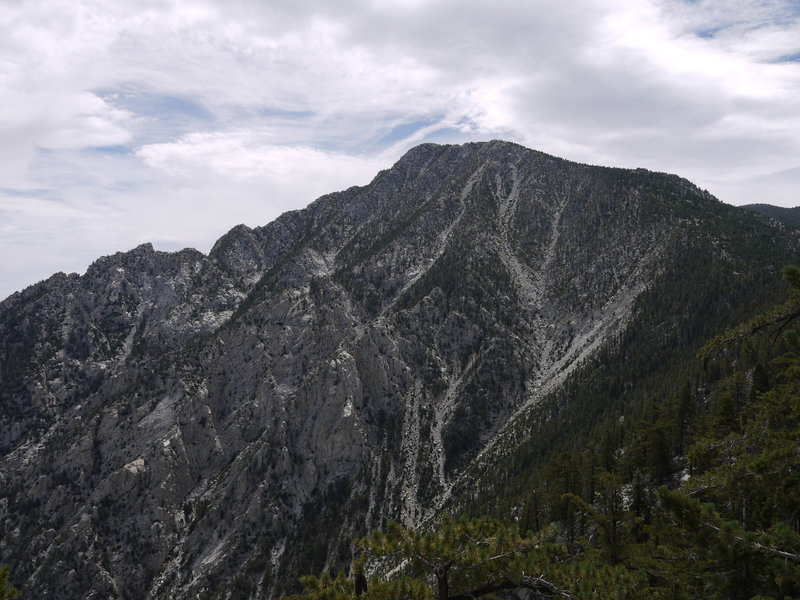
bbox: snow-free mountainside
[1,141,798,599]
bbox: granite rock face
[0,141,795,599]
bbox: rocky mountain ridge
[1,141,797,599]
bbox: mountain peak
[1,141,797,599]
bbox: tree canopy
[285,516,641,600]
[0,567,18,600]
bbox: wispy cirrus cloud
[1,0,799,299]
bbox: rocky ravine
[0,140,792,599]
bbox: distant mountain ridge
[741,203,800,228]
[1,141,797,599]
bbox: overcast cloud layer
[2,0,799,300]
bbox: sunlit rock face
[0,140,795,599]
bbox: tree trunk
[436,568,449,600]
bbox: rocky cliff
[1,141,797,599]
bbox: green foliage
[0,566,18,600]
[651,487,800,599]
[700,264,800,363]
[362,517,542,600]
[285,516,642,600]
[588,266,800,598]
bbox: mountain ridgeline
[742,202,800,228]
[0,141,797,599]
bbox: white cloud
[136,133,387,184]
[35,92,132,150]
[1,0,799,300]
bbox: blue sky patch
[99,87,215,123]
[86,145,131,155]
[376,117,441,146]
[775,51,800,62]
[0,187,54,198]
[696,26,725,39]
[257,107,315,120]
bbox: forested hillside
[287,267,800,600]
[742,204,800,229]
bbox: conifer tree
[284,517,643,600]
[0,567,18,600]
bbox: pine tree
[284,517,643,600]
[0,567,18,600]
[358,517,574,600]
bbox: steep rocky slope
[0,141,797,599]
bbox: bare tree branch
[448,575,574,600]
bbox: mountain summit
[1,141,797,599]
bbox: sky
[1,0,799,300]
